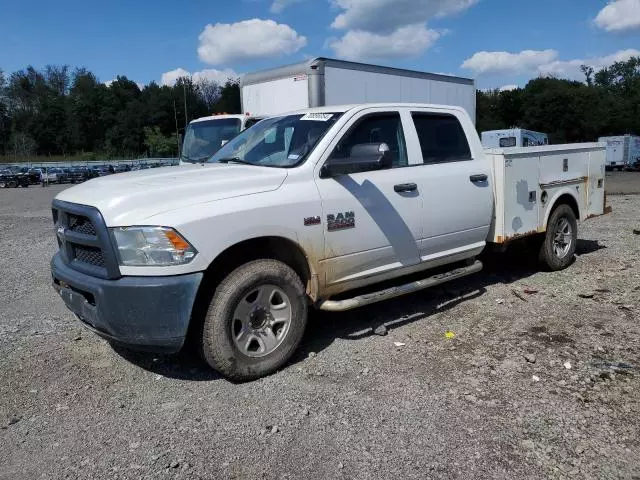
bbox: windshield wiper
[217,157,256,166]
[181,155,210,163]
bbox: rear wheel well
[548,194,579,225]
[186,237,312,348]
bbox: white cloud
[594,0,640,33]
[463,48,640,82]
[160,68,190,87]
[104,79,145,90]
[538,48,640,80]
[499,84,519,91]
[160,68,239,87]
[328,24,441,60]
[270,0,302,13]
[331,0,478,33]
[197,19,307,65]
[327,0,476,61]
[461,49,558,75]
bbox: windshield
[181,118,242,163]
[208,113,342,167]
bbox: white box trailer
[240,57,476,123]
[485,143,607,244]
[598,134,640,170]
[481,128,549,148]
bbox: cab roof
[190,114,248,124]
[277,102,469,116]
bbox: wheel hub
[249,307,270,330]
[231,284,293,358]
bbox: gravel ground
[605,171,640,195]
[1,180,639,480]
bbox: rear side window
[500,137,517,147]
[411,113,471,163]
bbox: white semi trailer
[598,134,640,171]
[481,128,549,148]
[240,57,477,123]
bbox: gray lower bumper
[51,253,203,353]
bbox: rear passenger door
[405,109,493,262]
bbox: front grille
[74,246,106,267]
[69,214,97,236]
[52,200,119,279]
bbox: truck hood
[55,163,288,225]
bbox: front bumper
[51,252,203,353]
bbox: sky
[1,0,640,90]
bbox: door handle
[469,174,488,183]
[394,183,418,193]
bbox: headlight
[110,227,197,266]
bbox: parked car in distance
[92,166,113,177]
[131,163,151,171]
[112,164,131,174]
[45,167,69,184]
[19,167,43,184]
[0,169,30,188]
[66,166,97,183]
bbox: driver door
[314,109,423,287]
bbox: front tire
[201,260,308,381]
[538,204,577,271]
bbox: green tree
[213,80,241,114]
[68,68,107,152]
[143,126,177,156]
[0,69,10,155]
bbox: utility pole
[173,99,181,158]
[183,81,188,129]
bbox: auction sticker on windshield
[300,113,334,121]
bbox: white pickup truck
[51,103,608,381]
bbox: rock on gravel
[373,324,388,336]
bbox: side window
[499,137,516,148]
[411,113,472,163]
[329,113,408,169]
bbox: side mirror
[320,143,394,178]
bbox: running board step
[316,260,483,312]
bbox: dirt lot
[1,178,639,480]
[606,171,640,195]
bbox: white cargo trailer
[598,134,640,170]
[241,57,476,123]
[481,128,549,148]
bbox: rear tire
[201,259,308,382]
[538,204,577,271]
[7,180,17,188]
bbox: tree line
[0,66,240,160]
[0,57,638,160]
[477,57,640,144]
